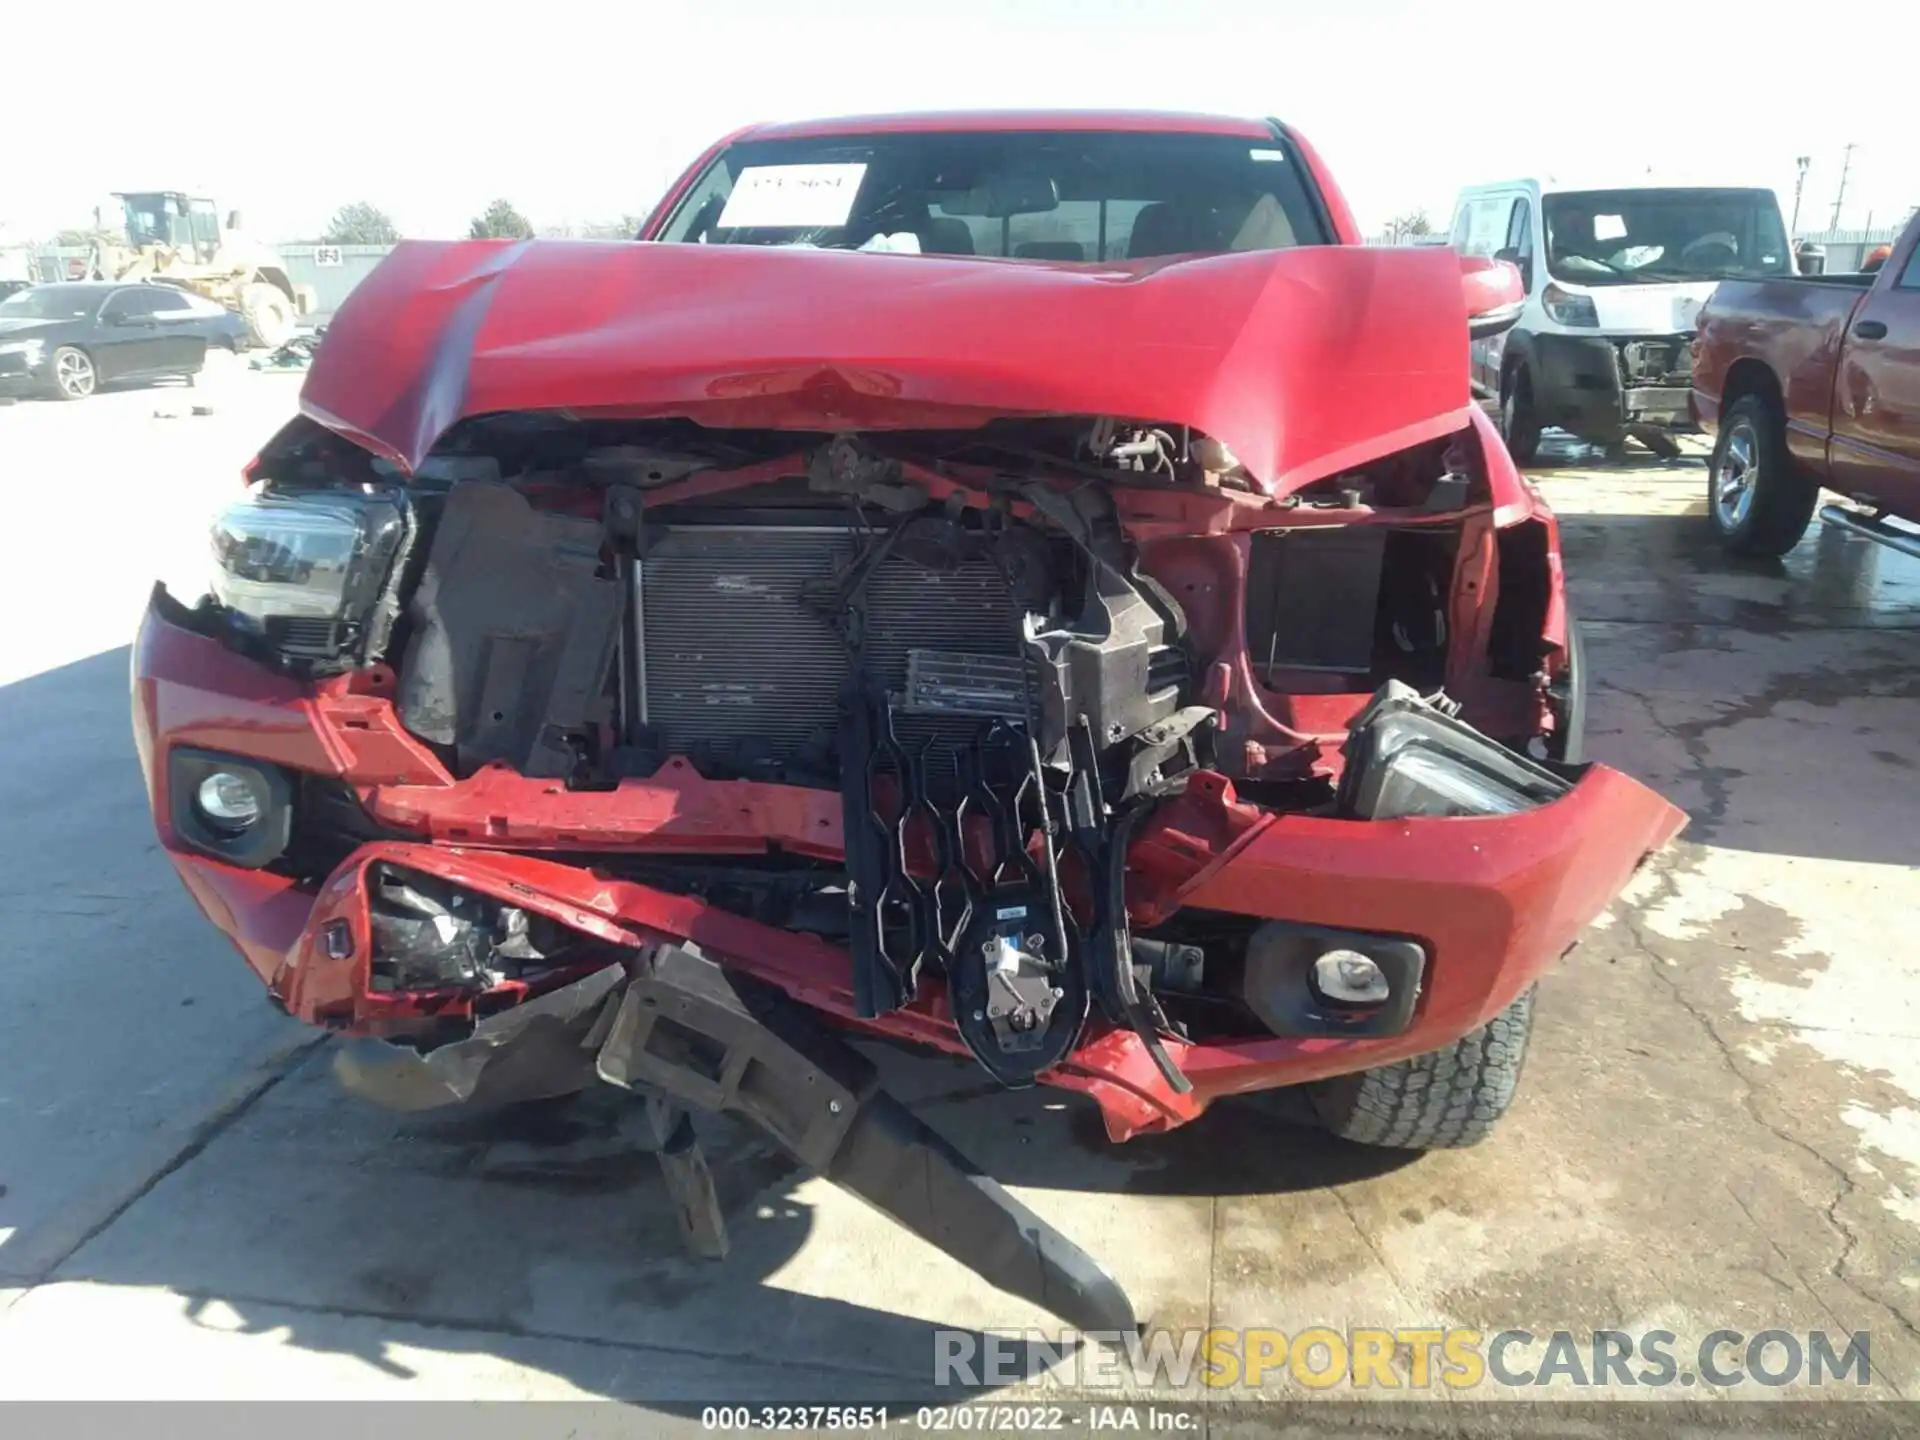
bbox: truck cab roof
[739,110,1280,141]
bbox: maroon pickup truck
[1692,210,1920,558]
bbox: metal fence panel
[277,244,394,315]
[26,242,399,316]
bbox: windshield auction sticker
[717,164,868,229]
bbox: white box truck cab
[1448,179,1792,461]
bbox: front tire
[49,345,95,400]
[239,282,294,349]
[1308,987,1536,1150]
[1500,364,1541,464]
[1707,394,1816,557]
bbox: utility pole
[1791,156,1812,234]
[1829,143,1856,231]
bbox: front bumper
[1531,333,1696,439]
[134,595,1686,1140]
[0,352,48,395]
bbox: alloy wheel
[1711,419,1758,530]
[55,349,95,399]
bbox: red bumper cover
[134,605,1685,1140]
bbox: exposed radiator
[639,525,1025,766]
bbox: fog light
[196,771,264,830]
[168,748,292,869]
[1312,949,1391,1006]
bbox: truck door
[1459,193,1518,395]
[1830,233,1920,515]
[1479,196,1533,395]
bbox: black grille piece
[839,683,1089,1085]
[268,615,355,660]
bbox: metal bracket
[595,942,1136,1332]
[646,1097,729,1261]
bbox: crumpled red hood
[299,238,1478,497]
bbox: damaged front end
[133,239,1684,1330]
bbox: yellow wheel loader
[85,193,317,349]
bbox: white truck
[1447,177,1793,460]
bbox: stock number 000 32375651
[702,1406,1076,1430]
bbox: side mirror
[1493,245,1533,293]
[225,210,242,231]
[1461,255,1526,341]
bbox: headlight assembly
[209,487,410,667]
[1541,282,1599,328]
[1338,682,1572,821]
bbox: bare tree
[1386,210,1435,244]
[574,215,650,240]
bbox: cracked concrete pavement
[0,398,1915,1417]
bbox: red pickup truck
[131,111,1683,1331]
[1692,210,1920,558]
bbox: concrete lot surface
[0,378,1915,1423]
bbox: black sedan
[0,281,249,401]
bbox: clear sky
[7,0,1914,242]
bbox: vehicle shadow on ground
[47,1037,1412,1405]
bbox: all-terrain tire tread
[1307,987,1535,1149]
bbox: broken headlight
[1337,682,1571,820]
[210,488,409,665]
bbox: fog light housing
[196,771,265,831]
[1239,921,1426,1038]
[168,748,292,868]
[1311,949,1391,1006]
